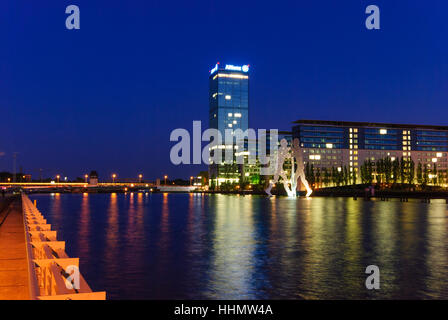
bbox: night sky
[1,1,447,181]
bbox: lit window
[225,95,231,100]
[228,113,233,117]
[228,124,232,128]
[380,129,387,135]
[437,152,443,157]
[218,73,248,79]
[432,158,437,163]
[234,113,242,117]
[233,120,237,124]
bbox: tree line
[304,156,446,187]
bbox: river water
[29,193,448,299]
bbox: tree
[400,157,406,183]
[315,168,321,188]
[323,168,330,187]
[392,158,399,184]
[250,174,260,185]
[417,162,423,185]
[376,159,382,183]
[384,157,392,184]
[438,171,444,186]
[423,165,429,186]
[343,166,349,185]
[352,168,357,185]
[433,163,438,185]
[407,159,415,185]
[367,160,374,184]
[331,166,337,186]
[360,161,367,184]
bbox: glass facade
[293,123,448,152]
[293,125,346,149]
[209,69,249,135]
[208,64,249,185]
[415,130,448,151]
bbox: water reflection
[30,194,448,299]
[78,193,90,259]
[207,195,256,299]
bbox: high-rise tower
[208,63,249,186]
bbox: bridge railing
[22,194,106,300]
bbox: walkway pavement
[0,196,30,300]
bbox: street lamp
[190,176,193,186]
[56,175,60,183]
[112,174,116,184]
[84,174,88,183]
[139,174,143,183]
[164,175,168,185]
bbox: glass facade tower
[208,63,249,186]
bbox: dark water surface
[30,193,448,299]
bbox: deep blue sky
[1,1,447,181]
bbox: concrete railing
[21,194,106,300]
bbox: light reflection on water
[30,193,448,299]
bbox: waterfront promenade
[0,195,30,299]
[0,193,105,300]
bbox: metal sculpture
[265,138,313,197]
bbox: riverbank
[11,183,448,201]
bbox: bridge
[0,182,199,193]
[0,182,157,188]
[0,194,105,300]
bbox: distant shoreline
[9,184,448,200]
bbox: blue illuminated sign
[225,64,249,72]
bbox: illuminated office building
[292,120,448,184]
[208,63,249,186]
